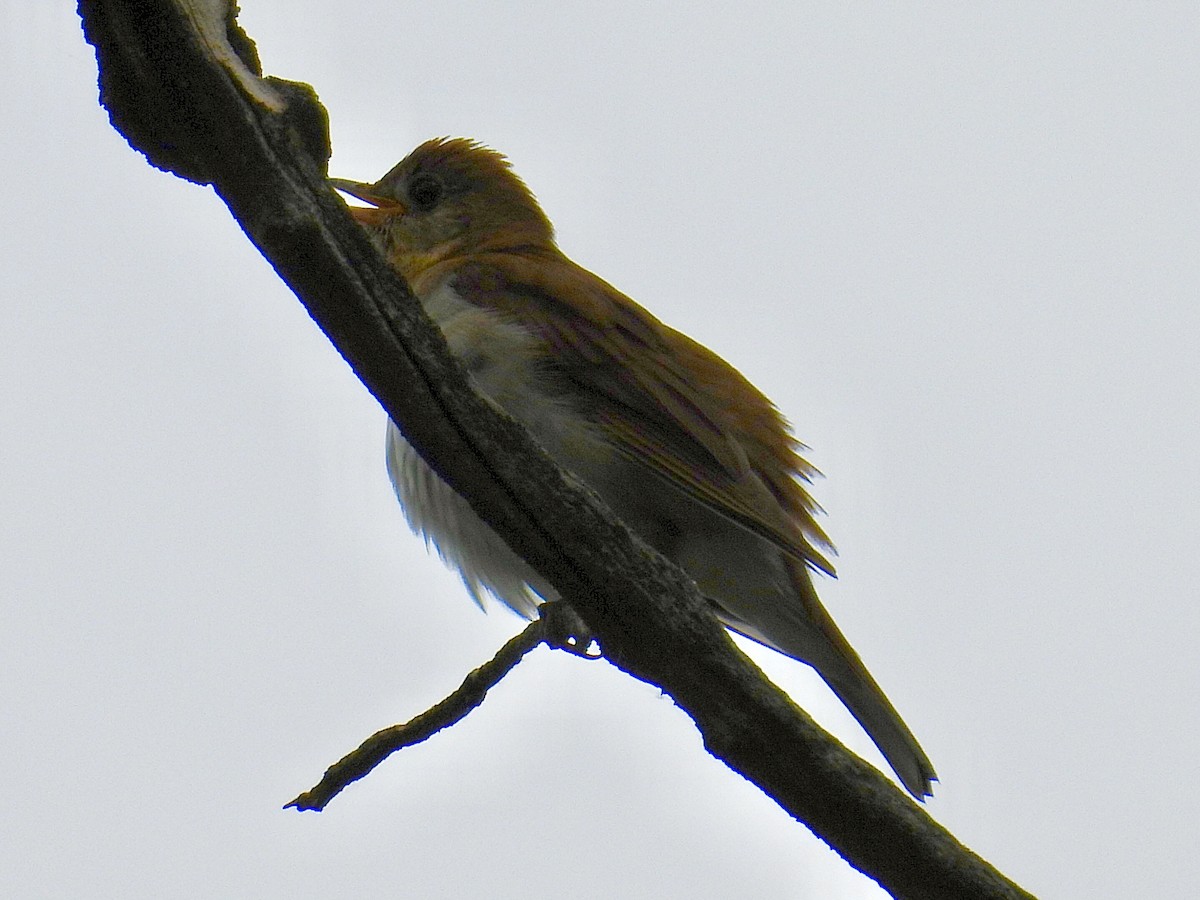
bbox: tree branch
[77,2,1036,898]
[286,615,545,812]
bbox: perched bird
[331,138,936,798]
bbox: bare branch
[286,602,600,811]
[287,617,546,812]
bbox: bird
[330,138,936,798]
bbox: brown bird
[331,138,936,797]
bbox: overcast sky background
[3,3,1198,898]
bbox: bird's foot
[538,601,601,659]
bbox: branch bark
[78,3,1036,898]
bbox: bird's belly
[386,419,554,616]
[385,282,613,616]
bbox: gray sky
[4,3,1198,898]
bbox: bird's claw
[538,601,602,659]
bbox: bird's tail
[819,644,937,798]
[733,560,937,799]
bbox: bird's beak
[330,177,406,226]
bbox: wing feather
[415,246,835,575]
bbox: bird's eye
[408,173,443,211]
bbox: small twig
[286,604,592,811]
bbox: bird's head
[331,138,555,277]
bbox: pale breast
[386,281,611,617]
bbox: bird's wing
[430,247,835,576]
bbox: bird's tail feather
[732,561,937,798]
